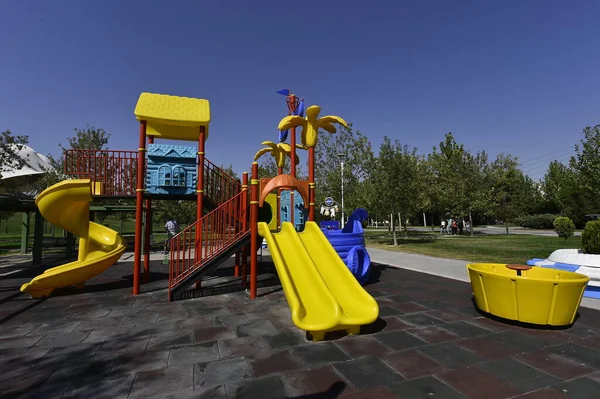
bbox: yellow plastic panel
[258,221,379,340]
[467,263,588,326]
[264,193,278,231]
[134,92,211,141]
[299,222,379,327]
[258,222,340,333]
[20,179,126,298]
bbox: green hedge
[582,221,600,254]
[514,214,558,229]
[553,216,575,239]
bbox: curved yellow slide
[20,179,126,298]
[258,221,379,341]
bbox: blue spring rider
[320,209,372,285]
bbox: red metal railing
[63,149,241,206]
[203,158,241,207]
[168,187,249,299]
[64,149,139,196]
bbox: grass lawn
[365,230,582,264]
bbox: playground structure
[20,180,126,297]
[19,91,379,340]
[321,208,372,285]
[467,263,589,326]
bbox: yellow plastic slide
[20,179,126,298]
[257,221,379,340]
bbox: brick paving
[0,254,599,398]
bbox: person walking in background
[164,217,180,254]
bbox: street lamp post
[337,153,347,228]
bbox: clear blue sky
[1,0,599,181]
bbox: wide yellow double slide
[20,179,126,298]
[258,221,379,340]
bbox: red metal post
[234,252,240,277]
[143,136,155,282]
[277,166,283,228]
[196,127,206,289]
[286,95,298,227]
[250,163,259,299]
[241,172,249,288]
[133,121,147,295]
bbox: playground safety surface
[1,253,600,398]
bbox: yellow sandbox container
[467,263,589,326]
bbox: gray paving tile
[132,320,177,337]
[147,331,194,350]
[389,375,466,398]
[334,356,404,389]
[250,349,304,377]
[419,342,485,368]
[236,319,279,337]
[63,374,135,399]
[548,342,600,369]
[0,335,43,349]
[195,356,252,389]
[33,330,91,348]
[292,342,351,366]
[375,330,428,351]
[261,330,306,350]
[218,336,270,360]
[168,341,220,365]
[74,317,123,330]
[551,377,600,399]
[112,348,170,373]
[129,365,193,398]
[162,386,227,398]
[194,325,236,343]
[118,313,159,326]
[81,326,134,343]
[226,375,289,399]
[214,312,250,327]
[477,357,561,392]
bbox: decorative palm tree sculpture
[253,141,301,174]
[278,105,348,221]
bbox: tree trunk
[430,212,435,233]
[399,211,407,238]
[391,213,398,246]
[469,211,474,237]
[505,222,510,235]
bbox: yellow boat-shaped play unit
[467,263,589,326]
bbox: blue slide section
[321,209,372,284]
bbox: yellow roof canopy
[134,92,211,141]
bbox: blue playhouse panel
[146,144,197,195]
[280,190,308,231]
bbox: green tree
[427,133,490,235]
[0,130,29,183]
[541,160,574,213]
[373,137,427,243]
[39,125,111,190]
[488,154,530,234]
[313,123,375,217]
[570,124,600,215]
